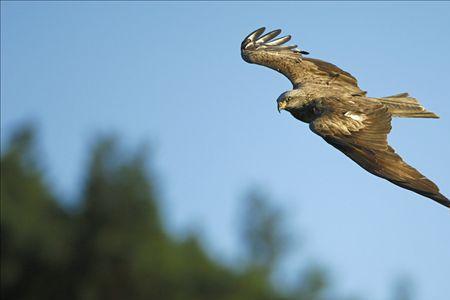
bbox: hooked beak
[278,100,287,113]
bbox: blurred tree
[1,125,413,300]
[390,276,415,300]
[238,190,338,300]
[239,189,290,274]
[1,126,74,299]
[70,137,166,299]
[1,128,284,300]
[292,265,330,300]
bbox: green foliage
[1,127,74,299]
[240,190,290,273]
[292,265,329,300]
[1,127,287,300]
[1,126,413,300]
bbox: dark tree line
[1,126,413,300]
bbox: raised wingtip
[255,29,282,43]
[241,27,308,55]
[265,35,291,46]
[244,27,266,42]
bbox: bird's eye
[287,97,292,101]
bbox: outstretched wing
[309,100,449,208]
[241,27,363,93]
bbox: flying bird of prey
[241,27,449,208]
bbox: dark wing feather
[302,58,359,87]
[310,101,449,208]
[241,27,363,93]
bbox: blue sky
[2,2,450,299]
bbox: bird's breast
[288,104,318,123]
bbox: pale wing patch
[344,111,366,122]
[311,114,365,137]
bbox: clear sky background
[2,2,449,299]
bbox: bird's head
[276,90,304,113]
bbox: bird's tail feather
[373,93,439,119]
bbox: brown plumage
[241,27,448,208]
